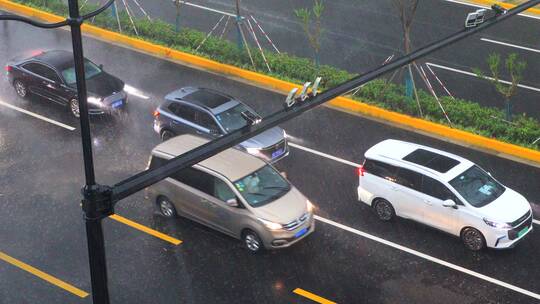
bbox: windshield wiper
[263,186,288,190]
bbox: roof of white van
[364,139,474,181]
[152,134,266,181]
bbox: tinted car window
[173,167,214,196]
[170,103,197,121]
[215,104,250,132]
[234,165,290,207]
[395,168,422,191]
[61,59,102,85]
[421,175,455,201]
[23,63,60,82]
[214,178,236,202]
[195,111,219,131]
[363,159,398,180]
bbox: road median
[1,0,539,166]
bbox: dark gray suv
[153,87,289,163]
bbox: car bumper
[488,224,533,249]
[260,216,315,249]
[357,186,373,206]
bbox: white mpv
[357,139,533,251]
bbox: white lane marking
[441,0,540,21]
[426,62,540,93]
[0,100,75,131]
[171,0,236,17]
[481,37,540,54]
[288,142,361,168]
[124,85,150,100]
[315,215,540,301]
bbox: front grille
[260,139,287,160]
[510,210,532,227]
[283,212,309,231]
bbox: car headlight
[283,130,288,139]
[246,147,261,155]
[258,218,283,230]
[87,96,103,106]
[306,199,314,212]
[483,218,512,229]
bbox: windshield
[61,59,102,85]
[449,165,505,207]
[215,104,251,132]
[233,165,290,207]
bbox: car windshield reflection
[233,165,290,207]
[449,165,505,207]
[215,104,250,132]
[61,59,102,85]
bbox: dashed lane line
[425,62,540,93]
[481,37,540,54]
[0,99,76,131]
[288,140,540,226]
[293,288,337,304]
[0,250,89,298]
[315,215,540,301]
[288,142,361,168]
[109,214,183,245]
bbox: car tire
[161,130,175,141]
[157,196,177,218]
[13,79,28,98]
[373,198,395,222]
[461,227,486,251]
[242,230,264,254]
[69,99,80,118]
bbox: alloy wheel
[159,199,176,218]
[244,233,261,252]
[375,200,393,221]
[14,80,27,98]
[462,228,484,251]
[70,99,80,118]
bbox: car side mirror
[209,128,221,136]
[98,64,104,70]
[280,171,287,179]
[226,198,239,208]
[442,199,457,209]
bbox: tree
[294,0,324,68]
[474,53,526,121]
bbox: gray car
[153,87,288,163]
[145,134,315,253]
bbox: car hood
[239,127,284,149]
[251,187,308,224]
[86,72,124,97]
[477,187,531,223]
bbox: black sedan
[5,50,127,118]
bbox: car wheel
[157,196,177,218]
[14,80,28,98]
[373,198,395,222]
[161,130,175,141]
[69,99,80,118]
[242,230,263,254]
[461,227,485,251]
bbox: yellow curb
[1,0,539,165]
[464,0,540,16]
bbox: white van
[357,139,533,251]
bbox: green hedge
[14,0,540,150]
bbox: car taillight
[153,110,160,118]
[4,65,12,72]
[357,165,365,176]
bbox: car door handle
[391,186,398,191]
[423,200,433,206]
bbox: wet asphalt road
[1,19,540,303]
[98,0,540,118]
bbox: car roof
[364,139,474,182]
[151,134,266,181]
[165,87,240,114]
[30,50,74,70]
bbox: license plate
[518,226,529,238]
[295,227,308,238]
[272,148,284,159]
[112,100,123,108]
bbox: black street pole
[67,0,110,303]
